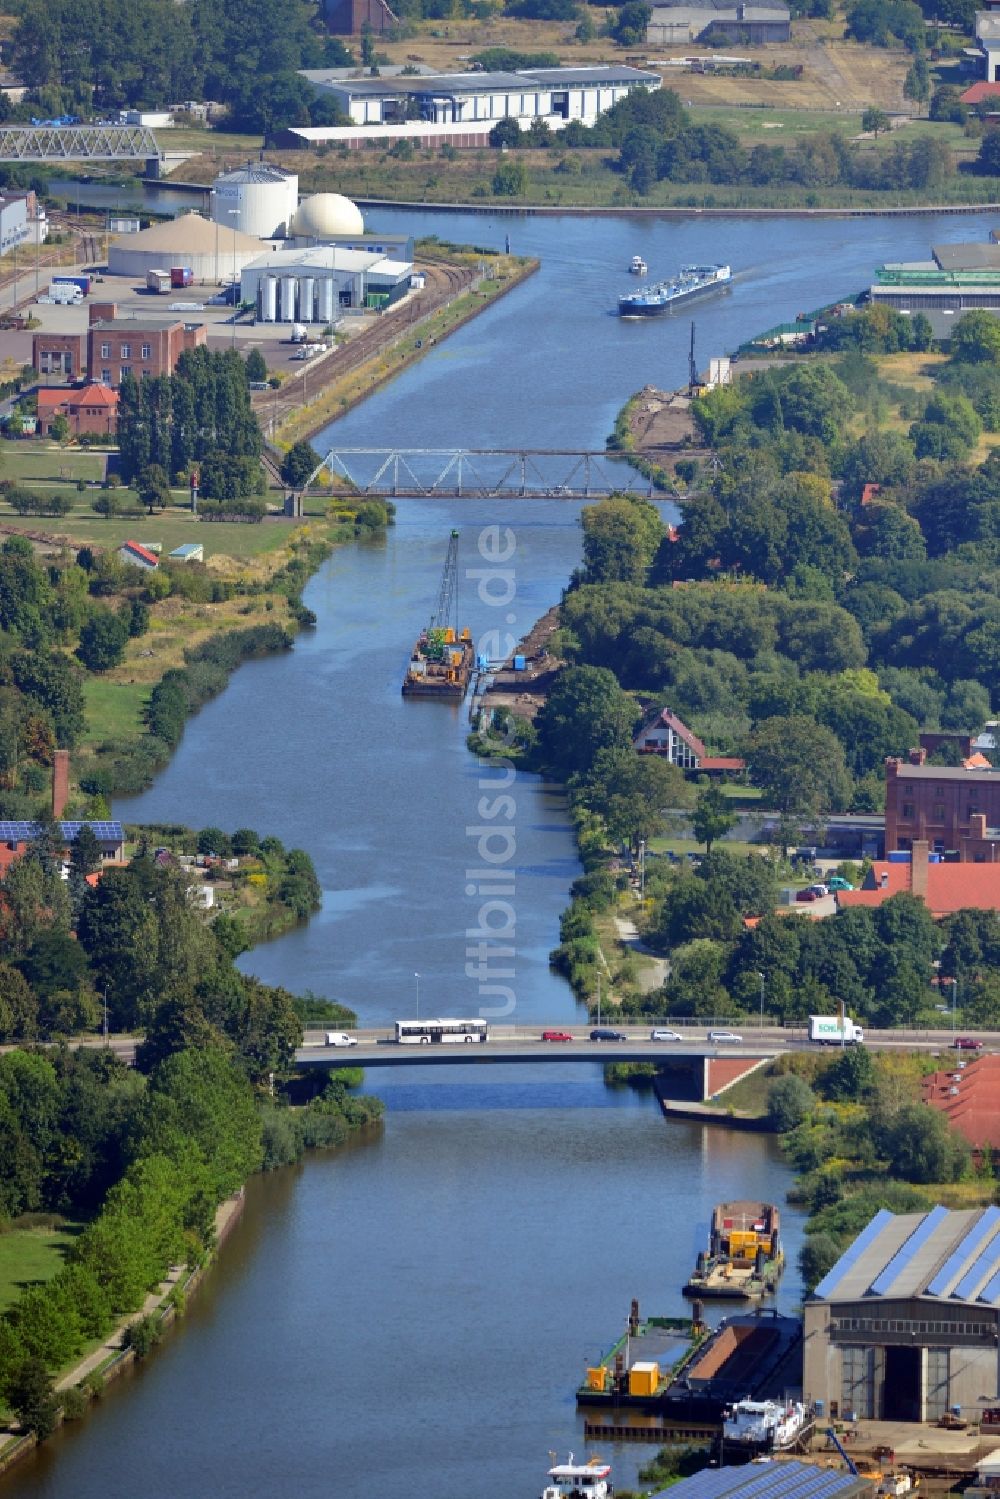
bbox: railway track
[251,258,476,438]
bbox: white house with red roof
[118,540,159,570]
[634,706,745,775]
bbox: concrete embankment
[353,197,1000,219]
[0,1191,246,1479]
[654,1077,772,1132]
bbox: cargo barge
[578,1301,802,1432]
[684,1201,783,1300]
[618,263,731,318]
[401,529,474,699]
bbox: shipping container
[628,1361,659,1397]
[146,269,171,293]
[52,275,90,296]
[170,266,193,288]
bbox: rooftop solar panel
[656,1461,866,1499]
[978,1266,1000,1305]
[0,819,123,845]
[812,1208,895,1300]
[870,1203,951,1295]
[927,1206,1000,1297]
[954,1242,1000,1301]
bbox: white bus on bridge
[395,1018,490,1045]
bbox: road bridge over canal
[308,447,683,500]
[294,1024,976,1100]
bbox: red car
[795,889,818,903]
[953,1037,983,1051]
[541,1030,573,1042]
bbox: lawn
[0,442,107,485]
[0,1225,80,1314]
[0,501,300,562]
[83,677,149,747]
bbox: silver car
[708,1030,743,1044]
[650,1028,683,1042]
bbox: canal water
[9,207,995,1496]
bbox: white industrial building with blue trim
[804,1206,1000,1423]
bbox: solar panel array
[0,820,123,843]
[869,1203,951,1296]
[927,1206,1000,1298]
[654,1460,863,1499]
[812,1208,895,1300]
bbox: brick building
[87,316,206,385]
[885,754,1000,861]
[36,384,118,437]
[32,331,83,379]
[31,314,206,389]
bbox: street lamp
[757,972,765,1030]
[950,975,959,1036]
[210,189,219,284]
[596,970,602,1028]
[638,839,646,903]
[414,971,420,1020]
[227,207,239,347]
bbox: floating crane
[429,528,460,634]
[401,530,473,699]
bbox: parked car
[953,1037,983,1051]
[795,889,818,903]
[827,876,854,891]
[541,1030,573,1042]
[324,1032,358,1048]
[590,1028,627,1042]
[650,1028,684,1042]
[708,1030,744,1044]
[808,883,830,898]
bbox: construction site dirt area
[625,385,699,450]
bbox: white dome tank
[211,163,299,240]
[291,192,364,241]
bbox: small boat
[723,1399,810,1454]
[541,1454,613,1499]
[629,255,647,275]
[684,1201,783,1299]
[619,263,731,317]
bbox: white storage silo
[210,164,300,240]
[318,278,335,325]
[261,276,278,322]
[280,277,298,323]
[299,277,316,322]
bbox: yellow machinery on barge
[684,1201,783,1300]
[402,530,474,699]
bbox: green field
[83,677,150,747]
[0,443,107,485]
[0,501,299,560]
[0,1225,79,1314]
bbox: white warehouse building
[298,64,660,128]
[210,163,300,239]
[241,245,414,323]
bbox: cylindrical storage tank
[262,276,277,323]
[299,277,315,322]
[210,166,299,238]
[318,277,335,325]
[280,277,297,323]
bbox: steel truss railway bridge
[0,124,162,164]
[309,446,680,500]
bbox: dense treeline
[0,830,319,1051]
[558,87,953,196]
[531,311,1000,1026]
[0,1044,381,1435]
[9,0,351,133]
[118,349,263,503]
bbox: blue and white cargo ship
[618,263,731,317]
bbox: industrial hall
[805,1206,1000,1423]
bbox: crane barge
[401,530,474,699]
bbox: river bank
[0,1191,246,1479]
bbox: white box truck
[809,1014,864,1045]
